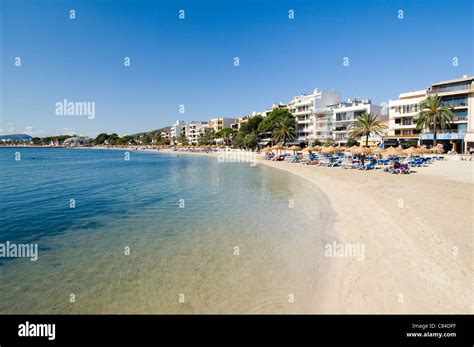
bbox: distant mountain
[0,134,32,141]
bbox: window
[453,110,468,120]
[457,124,467,133]
[432,82,470,93]
[440,96,468,107]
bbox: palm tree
[215,128,235,146]
[177,133,188,146]
[416,94,454,147]
[348,113,388,147]
[272,117,296,145]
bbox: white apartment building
[387,75,473,152]
[170,120,207,144]
[428,75,473,153]
[287,89,341,143]
[385,90,427,147]
[329,99,385,145]
[170,120,186,140]
[185,121,208,145]
[160,130,171,140]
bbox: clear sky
[1,0,472,137]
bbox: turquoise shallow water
[0,148,333,313]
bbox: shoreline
[6,146,473,313]
[155,148,473,313]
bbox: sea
[0,148,333,313]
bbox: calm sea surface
[0,148,333,313]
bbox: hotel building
[287,90,385,145]
[160,130,171,140]
[287,89,341,143]
[387,75,473,152]
[385,90,427,147]
[170,120,186,140]
[185,121,208,145]
[329,99,385,146]
[425,75,473,153]
[205,118,236,133]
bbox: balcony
[315,130,332,135]
[305,135,331,140]
[293,108,312,115]
[391,112,418,118]
[297,118,313,124]
[316,116,331,121]
[393,123,416,129]
[431,83,471,94]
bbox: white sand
[156,149,473,313]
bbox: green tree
[243,133,259,150]
[94,133,110,145]
[215,127,235,146]
[118,135,135,145]
[197,133,207,146]
[324,137,335,146]
[347,138,360,147]
[348,113,388,147]
[258,108,293,133]
[404,140,418,148]
[240,115,263,134]
[233,115,263,149]
[177,133,188,145]
[108,133,120,145]
[416,94,454,147]
[272,117,296,145]
[233,131,246,148]
[31,137,42,145]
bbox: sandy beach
[156,148,473,313]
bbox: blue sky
[1,0,472,137]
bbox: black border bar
[0,314,473,345]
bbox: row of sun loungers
[263,152,443,174]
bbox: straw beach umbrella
[288,145,302,153]
[430,146,444,154]
[348,145,359,152]
[403,147,420,157]
[384,147,404,157]
[418,147,431,155]
[321,146,339,154]
[351,146,371,154]
[262,147,273,153]
[370,147,386,154]
[302,147,314,153]
[272,145,285,154]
